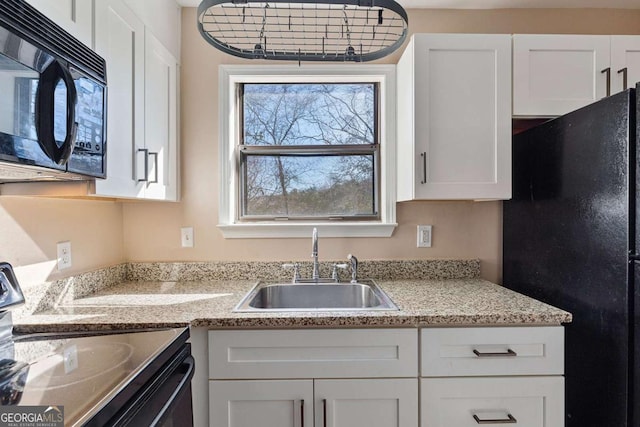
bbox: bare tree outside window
[239,83,379,219]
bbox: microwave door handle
[35,59,78,165]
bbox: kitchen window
[218,65,397,238]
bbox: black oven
[0,0,107,180]
[8,328,195,427]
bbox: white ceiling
[176,0,640,8]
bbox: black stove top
[0,263,192,426]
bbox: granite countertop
[13,278,572,333]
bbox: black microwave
[0,0,107,181]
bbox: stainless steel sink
[233,280,398,312]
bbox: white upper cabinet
[143,29,179,201]
[25,0,93,47]
[396,34,512,201]
[91,1,180,201]
[513,35,611,117]
[93,0,145,199]
[611,36,640,93]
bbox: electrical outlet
[56,241,72,270]
[181,227,194,248]
[417,225,432,248]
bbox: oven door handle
[149,354,195,427]
[35,59,78,165]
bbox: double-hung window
[218,65,396,238]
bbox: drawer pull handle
[472,348,517,357]
[473,413,517,424]
[602,67,611,97]
[420,152,427,184]
[323,399,327,427]
[618,67,628,90]
[300,400,305,427]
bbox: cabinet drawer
[421,377,564,427]
[209,329,418,379]
[421,326,563,376]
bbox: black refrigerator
[503,84,640,427]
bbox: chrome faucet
[348,254,358,283]
[311,227,320,280]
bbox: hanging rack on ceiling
[197,0,409,62]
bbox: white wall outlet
[181,227,194,248]
[56,241,72,270]
[417,225,432,248]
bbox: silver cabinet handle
[472,348,517,357]
[618,67,628,91]
[601,67,611,97]
[473,413,517,424]
[323,399,327,427]
[137,148,149,182]
[300,400,305,427]
[149,151,159,183]
[420,152,427,184]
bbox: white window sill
[217,222,397,238]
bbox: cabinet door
[93,0,145,198]
[611,36,640,94]
[513,34,610,116]
[421,377,564,427]
[25,0,93,47]
[409,34,511,200]
[315,379,418,427]
[209,380,313,427]
[143,29,179,201]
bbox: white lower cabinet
[205,327,564,427]
[209,380,313,427]
[208,329,418,427]
[421,377,564,427]
[209,379,418,427]
[419,326,565,427]
[316,379,418,427]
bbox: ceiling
[176,0,640,8]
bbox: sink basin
[234,280,398,312]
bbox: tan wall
[122,7,640,283]
[3,7,639,284]
[0,197,124,281]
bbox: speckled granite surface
[14,264,127,320]
[21,259,480,315]
[13,278,572,334]
[126,259,480,282]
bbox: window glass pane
[243,154,375,217]
[243,83,375,146]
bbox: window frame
[218,64,397,238]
